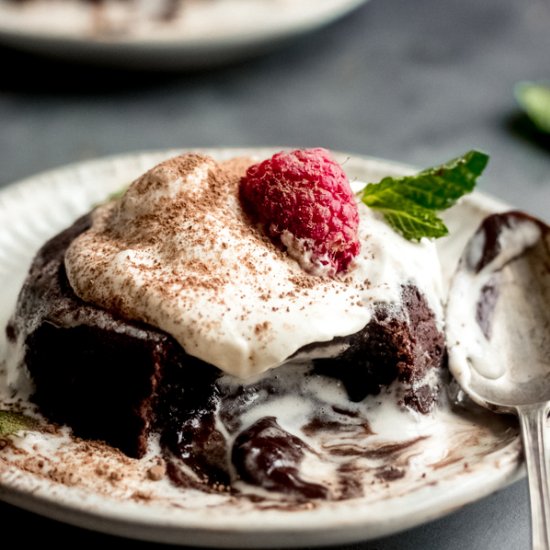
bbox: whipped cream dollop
[65,153,444,379]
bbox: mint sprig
[0,410,38,438]
[361,150,489,241]
[515,81,550,133]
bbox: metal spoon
[447,211,550,550]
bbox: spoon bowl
[447,210,550,550]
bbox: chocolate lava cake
[6,150,446,499]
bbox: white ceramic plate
[0,149,522,548]
[0,0,369,69]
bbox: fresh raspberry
[239,148,360,276]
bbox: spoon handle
[518,403,550,550]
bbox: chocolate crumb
[147,463,166,481]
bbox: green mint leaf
[515,81,550,133]
[362,151,488,210]
[0,410,38,437]
[365,193,449,241]
[361,150,489,241]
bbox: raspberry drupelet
[239,148,360,276]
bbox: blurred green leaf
[515,81,550,133]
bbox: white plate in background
[0,0,370,69]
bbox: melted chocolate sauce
[376,467,406,481]
[470,211,550,273]
[476,278,500,339]
[302,416,372,437]
[232,417,329,500]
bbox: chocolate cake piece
[313,285,446,410]
[7,214,219,458]
[7,214,445,494]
